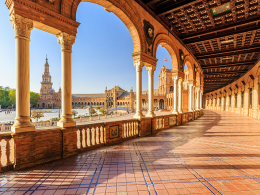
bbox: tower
[40,56,53,95]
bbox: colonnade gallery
[37,58,194,112]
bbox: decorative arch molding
[70,0,145,53]
[152,33,179,71]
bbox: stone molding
[5,0,80,36]
[56,32,76,52]
[10,13,33,40]
[132,52,158,66]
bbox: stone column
[172,76,178,114]
[196,89,200,110]
[193,86,196,111]
[178,78,183,113]
[146,66,156,118]
[10,14,35,133]
[189,84,193,112]
[133,61,144,119]
[200,91,203,109]
[56,32,76,128]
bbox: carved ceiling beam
[233,34,238,48]
[250,30,257,45]
[181,17,260,42]
[241,33,247,47]
[237,54,242,62]
[244,0,250,20]
[195,45,260,59]
[194,43,202,54]
[204,71,247,75]
[156,0,198,16]
[146,0,161,6]
[250,52,256,60]
[204,76,240,80]
[209,40,215,52]
[201,41,208,53]
[201,61,255,69]
[230,0,237,23]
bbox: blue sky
[0,2,172,94]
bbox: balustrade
[0,133,13,172]
[77,125,106,149]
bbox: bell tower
[40,56,53,96]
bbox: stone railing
[0,132,13,172]
[1,110,203,171]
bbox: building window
[215,98,217,106]
[229,95,231,107]
[211,99,213,106]
[219,97,221,107]
[249,88,253,109]
[241,91,244,108]
[235,93,237,108]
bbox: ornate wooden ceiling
[136,0,260,94]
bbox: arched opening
[159,99,165,110]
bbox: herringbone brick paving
[1,110,260,195]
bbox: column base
[145,112,156,118]
[11,125,35,133]
[133,113,145,119]
[57,121,76,128]
[178,110,183,114]
[172,110,178,114]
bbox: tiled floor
[1,110,260,195]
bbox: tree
[30,92,40,107]
[72,109,78,118]
[31,110,44,122]
[98,107,107,115]
[8,89,16,106]
[89,107,96,116]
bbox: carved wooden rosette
[56,32,76,52]
[10,13,33,40]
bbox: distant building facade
[37,60,189,111]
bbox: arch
[184,56,195,81]
[152,33,179,71]
[71,0,145,53]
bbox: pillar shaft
[10,14,35,133]
[56,32,76,128]
[133,61,144,119]
[196,89,200,110]
[189,84,193,112]
[178,78,183,113]
[172,76,178,114]
[200,91,203,109]
[146,66,156,118]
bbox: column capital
[56,32,76,52]
[134,61,144,72]
[178,78,183,83]
[146,65,156,76]
[10,13,33,40]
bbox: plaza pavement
[1,110,260,195]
